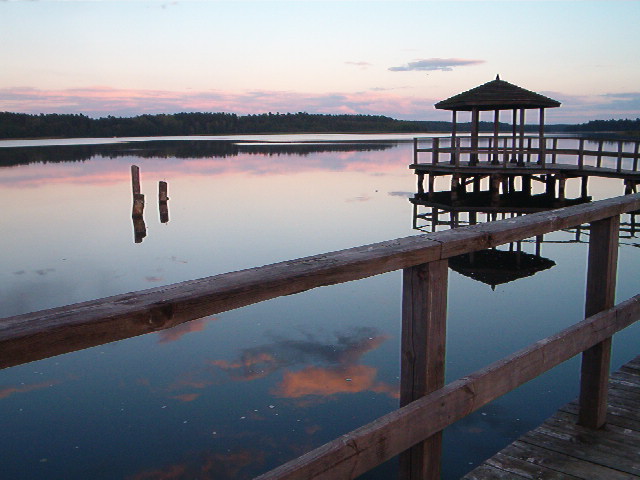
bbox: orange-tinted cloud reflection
[157,317,216,344]
[0,381,54,400]
[273,364,398,398]
[209,328,398,400]
[127,449,261,480]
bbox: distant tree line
[570,118,640,132]
[0,111,637,140]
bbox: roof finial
[496,74,501,81]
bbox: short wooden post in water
[400,260,448,480]
[159,181,169,224]
[131,165,144,218]
[579,215,620,429]
[131,165,141,195]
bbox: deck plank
[462,355,640,479]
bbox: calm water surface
[1,135,639,479]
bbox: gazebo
[435,75,561,165]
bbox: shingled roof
[435,76,561,111]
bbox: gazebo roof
[435,76,561,111]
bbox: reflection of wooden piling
[133,216,146,243]
[159,181,169,223]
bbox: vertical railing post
[578,215,620,429]
[413,138,419,165]
[616,141,623,172]
[400,260,448,480]
[578,138,585,169]
[433,137,440,165]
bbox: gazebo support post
[511,109,518,163]
[451,110,458,165]
[538,108,546,165]
[470,109,479,165]
[518,108,526,166]
[492,110,500,164]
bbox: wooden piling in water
[159,181,169,223]
[131,165,144,218]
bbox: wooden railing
[413,135,640,172]
[1,194,640,479]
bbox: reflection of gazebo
[449,248,555,290]
[435,75,561,165]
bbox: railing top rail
[2,193,639,369]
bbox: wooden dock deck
[463,355,640,479]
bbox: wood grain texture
[579,216,620,428]
[463,355,640,480]
[400,261,448,480]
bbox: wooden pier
[411,135,640,204]
[463,355,640,479]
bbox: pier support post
[417,173,424,196]
[522,175,532,196]
[581,176,589,199]
[579,215,619,429]
[400,260,448,480]
[558,175,566,201]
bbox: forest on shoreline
[0,111,638,140]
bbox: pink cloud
[0,86,440,120]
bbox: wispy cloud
[345,61,372,69]
[389,58,485,72]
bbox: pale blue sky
[1,1,639,123]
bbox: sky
[1,0,639,124]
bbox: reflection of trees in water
[0,140,396,167]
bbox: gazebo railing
[413,135,640,172]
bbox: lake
[1,134,639,479]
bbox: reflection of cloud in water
[211,328,398,399]
[127,449,260,480]
[157,317,217,344]
[0,381,56,400]
[274,364,399,399]
[388,191,413,198]
[171,393,200,402]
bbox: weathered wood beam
[579,215,620,429]
[400,260,448,480]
